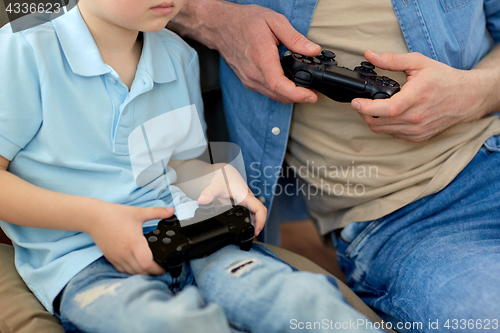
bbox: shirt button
[258,196,266,204]
[107,76,116,84]
[122,108,128,115]
[272,127,281,135]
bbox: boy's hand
[88,203,174,275]
[197,165,267,236]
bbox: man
[169,1,500,332]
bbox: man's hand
[196,164,267,236]
[169,0,321,104]
[88,203,175,276]
[352,50,495,142]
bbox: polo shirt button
[123,108,128,115]
[107,77,116,84]
[272,127,280,135]
[258,196,266,204]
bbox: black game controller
[281,50,400,102]
[144,204,255,277]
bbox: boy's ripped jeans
[59,243,383,333]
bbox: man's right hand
[169,0,321,104]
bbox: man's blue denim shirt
[222,0,500,241]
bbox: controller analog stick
[161,215,179,227]
[360,61,375,71]
[321,50,336,60]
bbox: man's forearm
[168,0,232,49]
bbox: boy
[0,0,383,332]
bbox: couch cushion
[0,244,63,333]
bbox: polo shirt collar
[141,32,177,84]
[52,6,110,77]
[52,6,177,84]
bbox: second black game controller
[281,50,400,102]
[145,204,255,277]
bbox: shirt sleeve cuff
[0,134,23,161]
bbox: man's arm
[168,0,321,104]
[351,45,500,142]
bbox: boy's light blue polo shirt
[0,7,205,313]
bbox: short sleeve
[0,26,43,160]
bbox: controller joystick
[281,49,400,102]
[145,204,255,277]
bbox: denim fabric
[334,135,500,333]
[221,0,500,243]
[59,243,384,333]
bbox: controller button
[361,61,375,71]
[161,216,178,226]
[153,229,160,235]
[148,236,158,243]
[225,210,234,216]
[321,50,336,59]
[166,230,175,237]
[302,59,312,64]
[162,237,172,244]
[245,217,251,223]
[295,70,312,82]
[294,54,303,59]
[176,245,183,252]
[236,212,243,217]
[313,58,322,65]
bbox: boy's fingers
[198,187,217,204]
[141,207,174,222]
[240,195,267,235]
[134,244,165,275]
